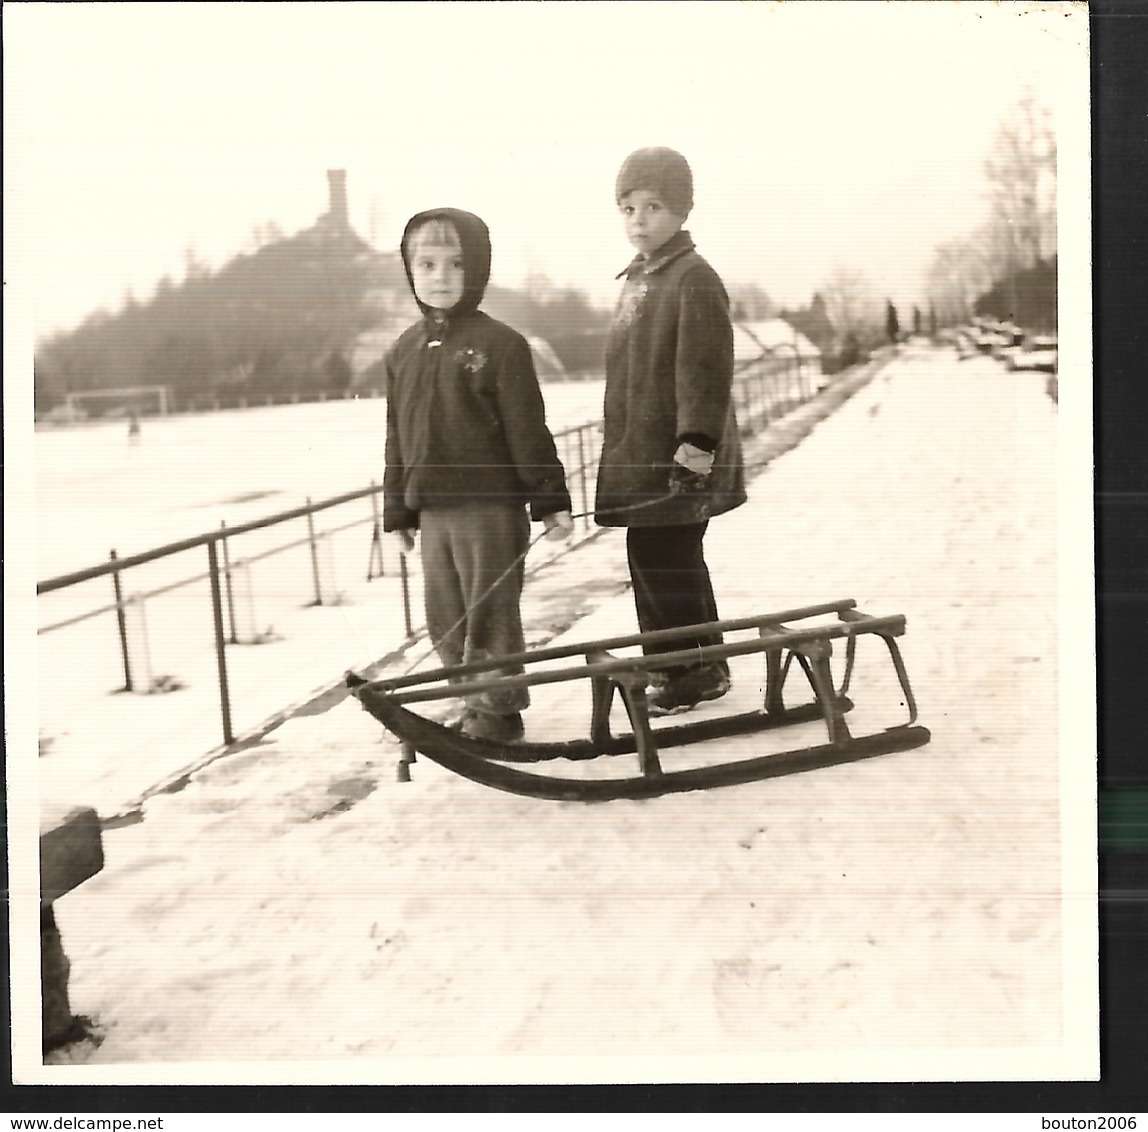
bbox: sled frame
[347,598,930,802]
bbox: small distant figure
[128,412,141,442]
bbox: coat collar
[419,307,481,349]
[615,229,695,280]
[421,312,449,348]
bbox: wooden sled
[346,599,931,802]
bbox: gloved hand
[390,528,417,555]
[668,442,715,493]
[543,510,575,541]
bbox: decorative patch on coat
[613,276,648,330]
[454,347,488,374]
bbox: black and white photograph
[6,0,1095,1089]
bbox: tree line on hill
[34,222,387,415]
[33,225,618,417]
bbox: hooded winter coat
[594,229,746,527]
[382,208,571,533]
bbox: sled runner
[346,598,930,802]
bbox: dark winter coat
[594,229,746,527]
[382,208,571,532]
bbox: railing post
[206,539,234,746]
[127,593,155,691]
[220,521,238,644]
[367,481,384,581]
[577,425,589,530]
[400,552,414,639]
[305,499,322,606]
[109,549,133,692]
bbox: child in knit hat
[383,208,573,742]
[594,147,747,715]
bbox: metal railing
[36,352,821,754]
[733,342,818,433]
[36,418,605,749]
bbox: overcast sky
[8,1,1087,340]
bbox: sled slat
[368,599,861,692]
[372,612,905,707]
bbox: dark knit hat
[614,147,694,217]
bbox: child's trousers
[419,504,531,716]
[626,520,725,674]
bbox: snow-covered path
[26,344,1095,1083]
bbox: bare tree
[923,93,1056,328]
[926,234,996,325]
[247,221,285,253]
[727,281,776,322]
[821,264,880,343]
[182,244,212,281]
[982,91,1057,311]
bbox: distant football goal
[63,385,171,420]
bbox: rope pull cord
[569,490,678,523]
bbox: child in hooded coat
[383,208,573,743]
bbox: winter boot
[459,710,526,743]
[648,662,731,716]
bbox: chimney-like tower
[327,169,349,228]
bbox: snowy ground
[14,344,1096,1084]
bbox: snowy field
[35,383,608,579]
[13,343,1098,1083]
[33,383,608,818]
